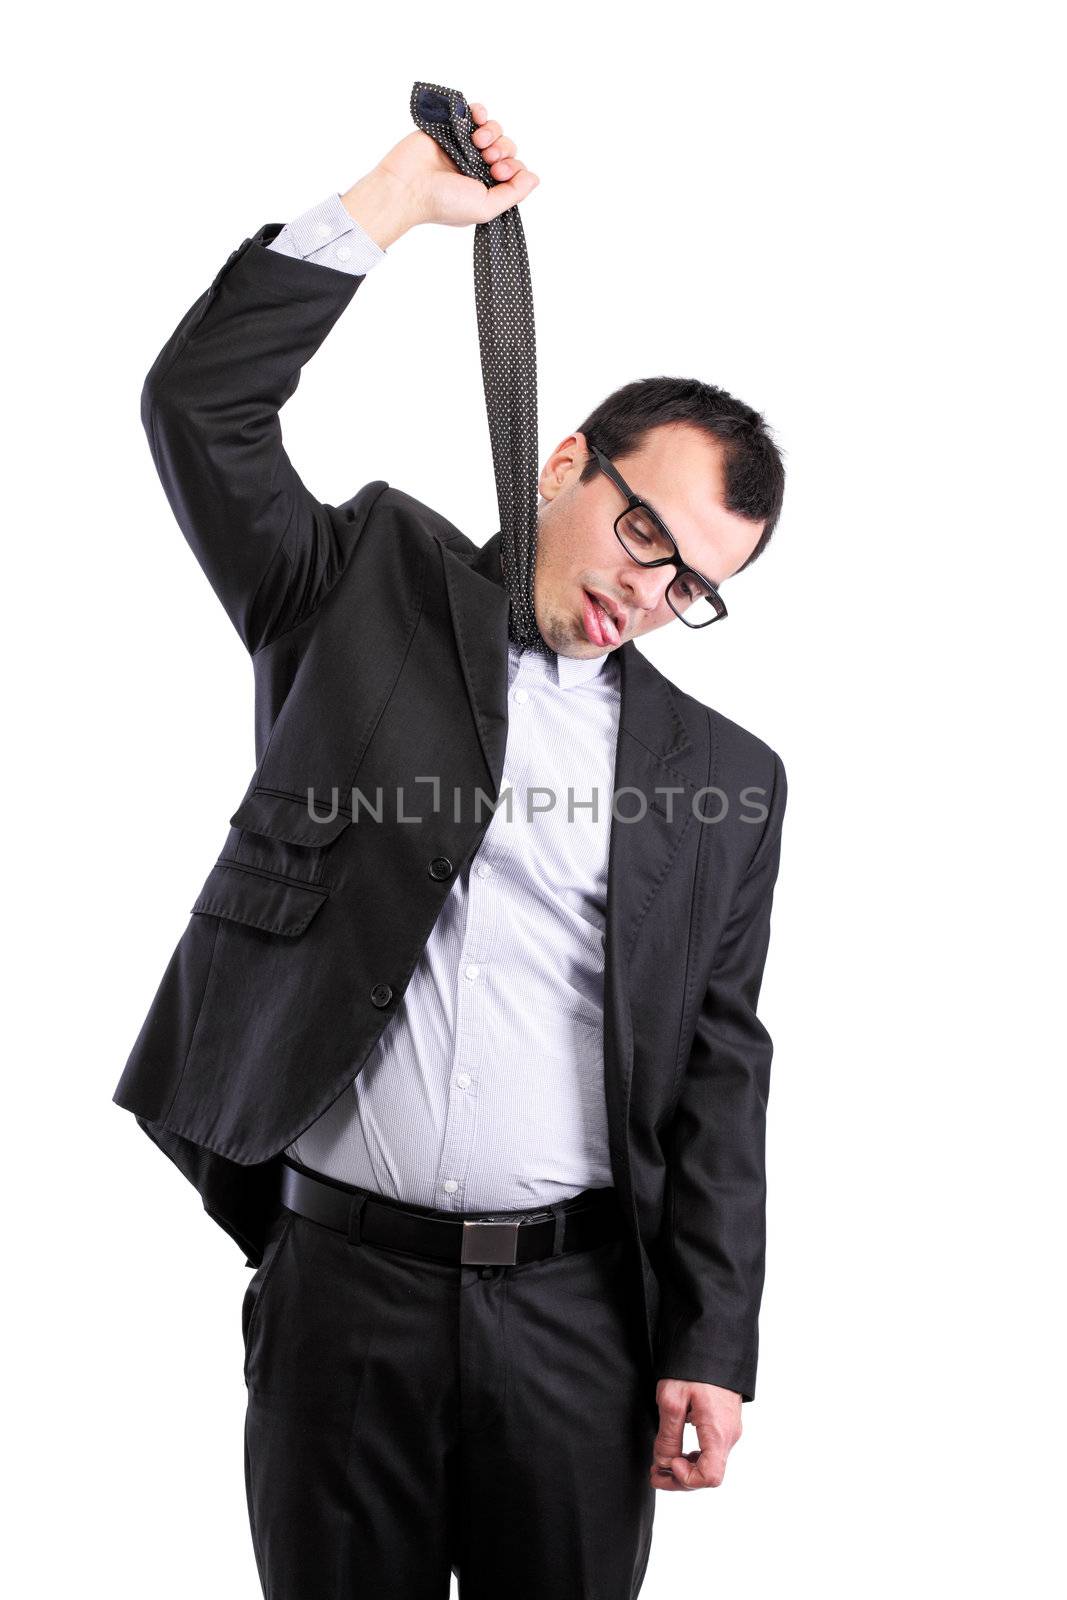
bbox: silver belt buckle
[461,1217,521,1265]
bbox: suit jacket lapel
[602,637,707,1197]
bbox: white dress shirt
[268,195,621,1211]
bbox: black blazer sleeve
[656,749,788,1401]
[140,224,366,654]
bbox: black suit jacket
[112,223,788,1402]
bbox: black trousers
[241,1182,659,1598]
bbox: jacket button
[370,983,393,1008]
[429,856,454,880]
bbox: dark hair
[574,376,785,571]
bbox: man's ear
[537,461,563,503]
[539,432,587,503]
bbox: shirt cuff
[266,191,388,275]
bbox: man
[113,101,788,1598]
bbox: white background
[6,2,1063,1594]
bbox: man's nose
[622,564,673,616]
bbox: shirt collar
[509,637,616,690]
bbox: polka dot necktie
[410,80,553,657]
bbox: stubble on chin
[536,592,580,656]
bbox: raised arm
[139,169,416,654]
[139,108,538,655]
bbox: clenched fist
[341,100,540,249]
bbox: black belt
[280,1158,621,1267]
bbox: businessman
[113,102,788,1598]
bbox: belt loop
[550,1202,568,1257]
[348,1192,368,1246]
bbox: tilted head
[532,377,785,658]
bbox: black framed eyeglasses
[584,439,728,628]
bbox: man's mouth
[582,589,624,647]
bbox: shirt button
[455,1073,472,1089]
[477,863,492,878]
[336,245,352,261]
[464,963,480,981]
[514,687,529,703]
[443,1180,459,1194]
[316,223,332,238]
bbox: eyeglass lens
[615,507,720,623]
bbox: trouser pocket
[242,1209,296,1385]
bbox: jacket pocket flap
[229,787,350,847]
[191,861,328,937]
